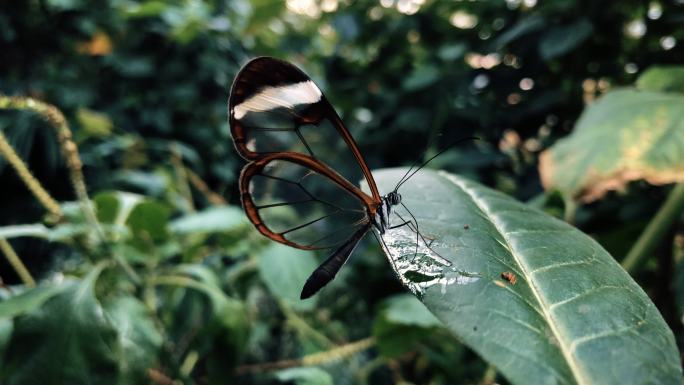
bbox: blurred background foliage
[0,0,683,384]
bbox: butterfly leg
[392,212,422,260]
[394,206,448,265]
[389,220,411,230]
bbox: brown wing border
[229,57,381,202]
[239,151,377,250]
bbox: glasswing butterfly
[229,57,455,299]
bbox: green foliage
[1,0,683,384]
[274,367,333,385]
[636,66,684,93]
[373,294,442,357]
[1,267,121,385]
[257,243,320,310]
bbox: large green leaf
[539,89,684,202]
[371,168,681,385]
[1,267,122,385]
[636,66,684,93]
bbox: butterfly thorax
[373,191,401,235]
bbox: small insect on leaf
[500,271,517,285]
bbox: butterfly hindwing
[240,152,371,250]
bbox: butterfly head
[386,191,402,206]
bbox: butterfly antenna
[394,136,480,191]
[393,133,445,191]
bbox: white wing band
[233,80,322,119]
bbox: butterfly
[229,57,452,299]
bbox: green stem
[0,224,50,239]
[622,183,684,273]
[280,300,334,348]
[479,364,497,385]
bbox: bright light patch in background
[368,6,383,20]
[661,36,676,50]
[519,78,534,91]
[321,0,338,12]
[625,19,646,39]
[624,63,638,74]
[473,74,489,89]
[465,53,501,69]
[506,0,521,9]
[647,2,663,20]
[396,0,424,15]
[523,0,537,7]
[354,108,373,123]
[450,11,478,29]
[507,93,521,105]
[286,0,321,18]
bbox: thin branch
[0,95,140,283]
[279,301,334,348]
[0,238,36,287]
[170,143,195,212]
[0,130,62,219]
[186,168,227,205]
[234,337,375,375]
[623,183,684,272]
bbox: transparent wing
[240,153,372,250]
[229,57,381,202]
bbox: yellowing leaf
[539,89,684,202]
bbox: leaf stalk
[622,183,684,272]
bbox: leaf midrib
[444,173,587,385]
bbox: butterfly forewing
[231,57,385,297]
[229,57,381,202]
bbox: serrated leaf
[539,89,684,202]
[636,66,684,93]
[1,267,121,385]
[372,168,681,385]
[257,243,319,310]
